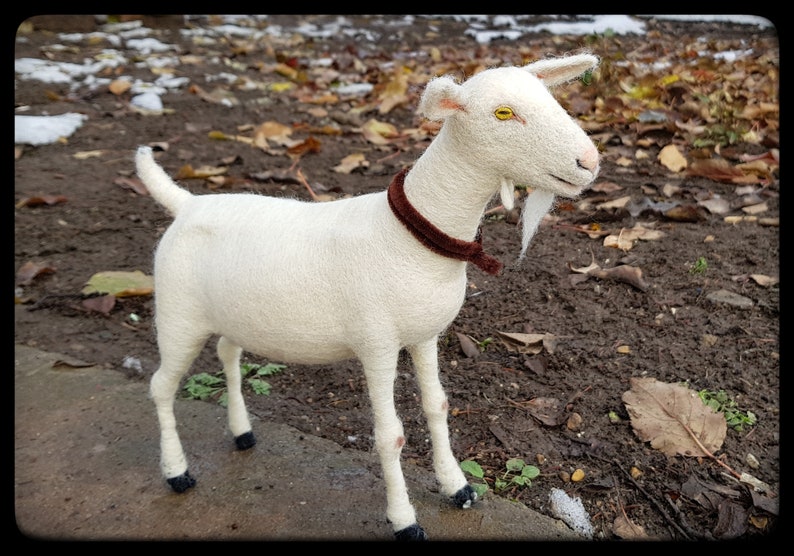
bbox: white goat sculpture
[135,53,600,541]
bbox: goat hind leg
[217,336,255,450]
[408,339,477,508]
[151,333,209,493]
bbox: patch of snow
[15,113,87,146]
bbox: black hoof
[235,431,256,450]
[451,484,478,508]
[166,471,196,493]
[394,523,428,541]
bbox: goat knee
[375,428,406,460]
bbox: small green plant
[477,337,494,352]
[691,91,749,148]
[459,460,489,498]
[183,362,286,407]
[579,67,597,85]
[493,458,540,493]
[690,256,708,274]
[698,389,757,432]
[460,457,541,499]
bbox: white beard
[519,189,556,260]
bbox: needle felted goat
[135,53,600,541]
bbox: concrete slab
[14,344,579,541]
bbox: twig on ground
[294,167,319,201]
[607,456,698,540]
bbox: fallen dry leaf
[569,261,601,274]
[590,181,623,193]
[658,144,688,172]
[664,204,708,222]
[52,357,96,369]
[16,261,56,286]
[377,65,409,114]
[333,152,369,174]
[73,150,105,159]
[569,256,650,291]
[15,195,68,209]
[596,195,632,210]
[269,81,296,93]
[724,215,757,225]
[749,274,779,287]
[189,83,240,106]
[287,136,322,159]
[175,164,228,180]
[698,197,731,215]
[108,78,132,95]
[208,130,254,145]
[82,270,154,297]
[622,377,727,457]
[114,176,149,196]
[523,397,566,426]
[742,202,768,215]
[604,225,666,251]
[361,118,400,145]
[687,158,745,183]
[496,331,557,354]
[612,515,650,539]
[254,120,296,148]
[273,62,298,80]
[455,332,481,358]
[82,294,116,315]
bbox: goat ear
[419,76,466,121]
[524,54,599,87]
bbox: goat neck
[401,136,497,242]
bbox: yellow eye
[494,106,514,120]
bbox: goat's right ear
[418,76,465,121]
[524,54,599,87]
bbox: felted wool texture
[520,189,556,259]
[135,54,601,537]
[388,167,502,275]
[409,340,469,497]
[414,57,600,263]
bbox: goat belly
[153,192,467,365]
[198,275,466,365]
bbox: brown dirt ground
[14,15,779,540]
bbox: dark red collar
[387,168,502,275]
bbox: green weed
[494,458,541,493]
[182,362,286,407]
[460,460,489,498]
[460,457,541,499]
[698,389,757,432]
[477,337,494,352]
[690,256,708,274]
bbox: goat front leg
[408,338,477,509]
[360,348,426,541]
[217,337,255,450]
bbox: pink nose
[578,145,600,173]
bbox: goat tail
[135,146,192,216]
